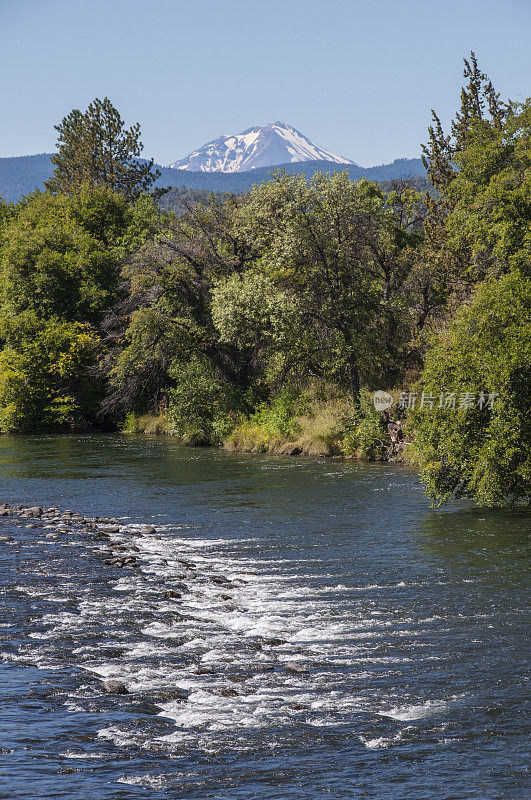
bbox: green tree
[421,53,529,299]
[0,312,101,432]
[0,197,13,229]
[103,194,260,421]
[211,271,308,392]
[446,100,531,278]
[0,187,159,431]
[45,97,160,200]
[233,170,424,402]
[0,188,159,323]
[411,271,531,506]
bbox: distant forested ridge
[0,154,57,202]
[0,153,426,202]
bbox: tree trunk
[340,323,361,408]
[349,354,361,408]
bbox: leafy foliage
[0,188,158,322]
[0,313,100,432]
[446,100,531,278]
[102,194,254,414]
[341,391,391,460]
[0,187,158,430]
[411,272,531,505]
[231,171,425,401]
[421,52,530,298]
[168,356,248,445]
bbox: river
[0,434,528,799]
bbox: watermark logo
[397,390,498,411]
[373,390,394,411]
[373,390,498,412]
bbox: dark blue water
[0,435,528,799]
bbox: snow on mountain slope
[169,121,356,172]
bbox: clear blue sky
[1,0,529,166]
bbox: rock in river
[284,661,308,673]
[101,679,128,695]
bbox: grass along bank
[121,412,174,436]
[121,389,398,462]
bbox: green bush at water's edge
[409,271,531,506]
[225,388,391,459]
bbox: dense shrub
[410,272,531,505]
[0,313,100,431]
[168,357,249,445]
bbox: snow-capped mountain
[169,121,356,173]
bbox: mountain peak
[169,122,356,173]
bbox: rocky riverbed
[0,501,311,700]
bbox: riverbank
[123,392,406,462]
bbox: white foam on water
[97,726,142,747]
[14,585,49,597]
[378,700,449,721]
[60,751,105,759]
[117,774,172,789]
[305,716,352,727]
[360,726,417,749]
[158,693,274,731]
[4,513,464,755]
[64,701,86,712]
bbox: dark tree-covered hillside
[0,154,427,203]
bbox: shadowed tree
[101,194,262,417]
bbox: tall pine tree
[46,97,160,200]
